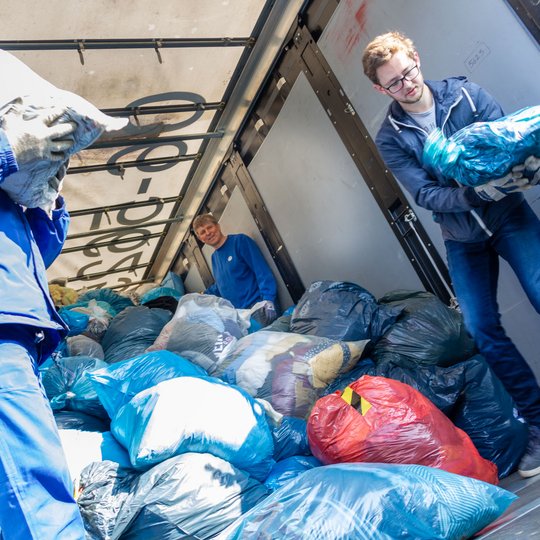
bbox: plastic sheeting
[111,375,274,480]
[216,331,369,418]
[423,105,540,186]
[216,463,516,540]
[101,306,172,364]
[41,356,109,418]
[308,375,498,484]
[113,453,269,540]
[290,281,402,341]
[88,350,206,420]
[374,290,475,367]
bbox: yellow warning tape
[341,386,372,415]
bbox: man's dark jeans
[446,201,540,428]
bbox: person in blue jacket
[0,105,86,538]
[193,213,278,324]
[362,31,540,477]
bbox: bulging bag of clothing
[374,290,475,367]
[324,356,527,479]
[102,306,172,364]
[88,350,206,420]
[217,463,516,540]
[307,375,498,484]
[41,355,109,419]
[148,294,249,373]
[111,453,269,540]
[422,104,540,187]
[215,331,369,419]
[111,375,274,481]
[290,280,401,341]
[0,49,128,210]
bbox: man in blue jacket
[193,213,278,324]
[362,31,540,477]
[0,105,86,538]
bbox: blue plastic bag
[422,105,540,186]
[101,306,172,364]
[160,271,185,295]
[140,286,183,304]
[58,308,90,336]
[88,350,206,419]
[41,356,109,418]
[264,456,321,492]
[271,416,311,461]
[78,288,134,314]
[111,375,274,481]
[218,463,516,540]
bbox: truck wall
[188,0,540,379]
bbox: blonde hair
[192,213,217,231]
[362,31,416,84]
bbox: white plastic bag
[0,49,128,210]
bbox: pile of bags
[43,277,523,539]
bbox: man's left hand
[522,155,540,185]
[260,300,277,326]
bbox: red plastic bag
[307,375,498,484]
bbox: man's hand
[522,155,540,185]
[2,102,76,166]
[47,159,69,194]
[260,300,277,326]
[474,165,532,201]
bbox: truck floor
[475,472,540,538]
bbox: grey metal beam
[0,37,255,50]
[102,102,224,117]
[65,263,149,283]
[66,153,199,174]
[88,132,223,149]
[66,217,183,240]
[69,197,179,218]
[62,232,163,253]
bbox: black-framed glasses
[383,64,420,93]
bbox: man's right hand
[522,156,540,185]
[2,102,76,166]
[474,166,531,201]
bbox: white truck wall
[316,0,540,380]
[247,72,423,299]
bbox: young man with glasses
[362,31,540,478]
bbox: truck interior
[3,0,540,536]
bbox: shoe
[518,425,540,478]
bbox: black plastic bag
[290,281,402,341]
[101,306,172,364]
[374,290,475,367]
